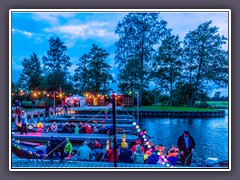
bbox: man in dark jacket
[119,143,132,163]
[177,130,196,166]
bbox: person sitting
[131,144,144,164]
[143,150,152,163]
[131,139,145,153]
[50,121,58,133]
[74,126,79,134]
[76,141,92,161]
[106,143,119,162]
[86,125,92,134]
[94,139,103,149]
[119,143,132,163]
[64,138,73,157]
[92,142,105,161]
[98,124,107,134]
[70,122,76,133]
[167,145,179,166]
[92,125,99,134]
[57,124,63,133]
[79,123,86,134]
[48,136,67,161]
[155,144,166,155]
[146,151,159,164]
[107,125,114,135]
[63,122,72,133]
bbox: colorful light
[148,145,151,148]
[140,132,144,136]
[132,122,137,126]
[146,142,149,145]
[143,135,146,138]
[136,125,139,129]
[144,138,147,141]
[137,129,141,132]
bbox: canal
[139,109,229,162]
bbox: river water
[139,109,229,162]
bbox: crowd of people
[13,99,196,166]
[45,121,114,135]
[45,131,195,166]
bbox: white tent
[65,94,86,107]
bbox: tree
[42,37,72,91]
[74,44,114,95]
[73,53,91,94]
[21,52,42,91]
[117,58,142,94]
[183,21,228,106]
[151,33,183,106]
[115,13,169,106]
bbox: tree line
[12,13,228,107]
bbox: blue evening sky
[11,10,229,97]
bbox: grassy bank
[195,101,228,109]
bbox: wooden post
[37,110,40,122]
[112,92,117,167]
[44,111,46,121]
[31,112,34,123]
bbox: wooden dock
[44,117,134,124]
[12,132,138,143]
[11,159,166,168]
[11,159,227,169]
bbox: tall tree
[21,52,42,91]
[73,53,91,95]
[42,37,71,91]
[115,13,169,106]
[117,58,142,94]
[74,44,114,95]
[183,21,228,106]
[152,33,183,106]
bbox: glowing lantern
[148,145,151,148]
[132,122,137,126]
[146,142,149,145]
[137,129,141,132]
[140,132,144,136]
[136,125,139,129]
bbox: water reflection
[139,111,229,161]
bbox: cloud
[44,22,118,40]
[12,28,34,38]
[32,13,75,24]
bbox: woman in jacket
[131,144,144,164]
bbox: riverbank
[11,105,226,119]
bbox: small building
[65,95,86,107]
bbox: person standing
[20,111,28,135]
[15,106,21,127]
[177,130,196,166]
